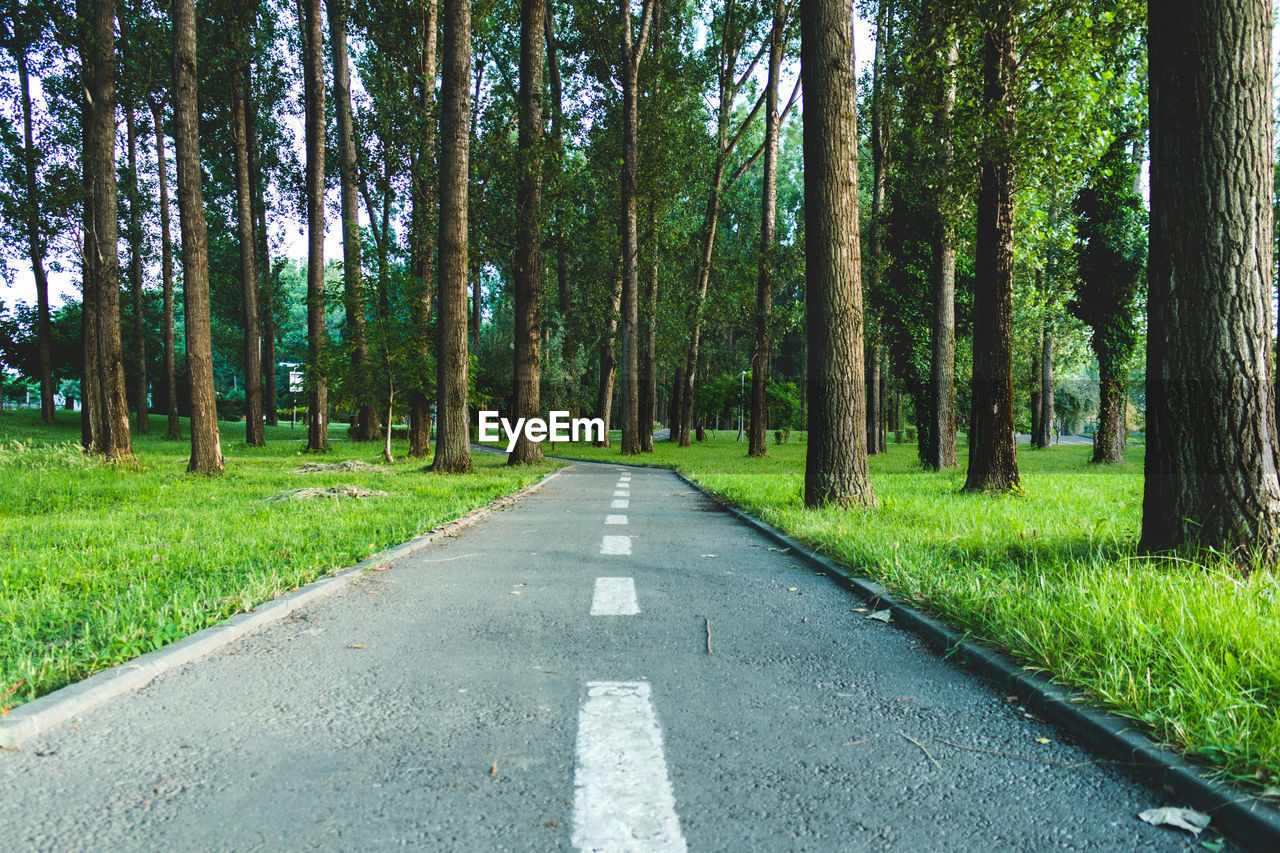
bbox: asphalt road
[0,462,1222,851]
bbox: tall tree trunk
[1093,350,1127,463]
[800,0,874,508]
[408,0,439,458]
[595,261,622,447]
[79,63,102,453]
[301,0,328,452]
[172,0,223,472]
[14,38,55,423]
[509,0,545,464]
[150,99,181,439]
[617,0,656,456]
[124,104,149,434]
[640,202,659,452]
[865,345,881,454]
[228,10,264,446]
[246,78,276,428]
[963,5,1019,492]
[925,36,959,471]
[668,363,685,441]
[749,0,785,459]
[83,0,133,462]
[865,0,892,457]
[431,0,473,473]
[1030,332,1041,443]
[1142,0,1280,557]
[327,0,378,442]
[679,168,723,447]
[1038,320,1054,445]
[546,4,575,415]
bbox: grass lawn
[0,410,561,711]
[556,432,1280,794]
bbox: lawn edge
[0,464,568,751]
[666,467,1280,852]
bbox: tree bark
[83,0,133,462]
[79,43,101,453]
[924,36,959,471]
[327,0,378,442]
[150,99,181,439]
[595,261,622,447]
[246,77,276,427]
[1038,321,1054,444]
[749,0,785,459]
[509,0,545,464]
[800,0,874,508]
[301,0,328,452]
[431,0,473,473]
[1142,0,1280,558]
[123,104,149,434]
[1030,332,1041,442]
[546,4,575,415]
[865,0,892,458]
[172,0,223,472]
[13,35,55,423]
[1093,351,1127,463]
[865,344,881,455]
[639,200,659,452]
[408,0,439,458]
[963,5,1019,492]
[228,9,264,446]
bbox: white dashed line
[600,535,632,555]
[605,514,628,525]
[572,681,686,853]
[590,577,640,615]
[613,490,629,497]
[611,499,629,509]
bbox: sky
[1,9,878,312]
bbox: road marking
[572,681,686,853]
[605,514,628,525]
[620,474,631,481]
[590,577,640,615]
[613,490,630,497]
[612,499,629,509]
[601,535,632,555]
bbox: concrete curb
[669,469,1280,853]
[0,465,568,751]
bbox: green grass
[557,433,1280,794]
[0,410,561,711]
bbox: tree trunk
[301,0,328,452]
[639,200,659,452]
[246,82,276,428]
[865,345,881,455]
[409,0,439,458]
[864,0,892,458]
[83,0,133,463]
[172,0,223,472]
[14,40,55,424]
[595,262,622,447]
[228,13,264,446]
[431,0,473,473]
[800,0,874,508]
[327,0,378,442]
[749,0,785,460]
[150,100,181,439]
[1039,322,1054,444]
[124,104,150,435]
[509,0,545,464]
[924,36,958,471]
[1142,0,1280,558]
[1093,351,1127,463]
[80,78,101,452]
[668,364,684,441]
[963,6,1019,492]
[545,5,575,416]
[1030,332,1041,443]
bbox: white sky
[3,9,877,311]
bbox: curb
[0,465,568,751]
[670,470,1280,852]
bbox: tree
[800,0,874,508]
[1072,135,1145,464]
[508,0,545,464]
[431,0,472,473]
[80,0,134,462]
[149,96,180,439]
[864,0,892,457]
[747,0,786,458]
[171,0,223,472]
[963,1,1019,492]
[300,0,328,452]
[1141,0,1280,559]
[227,0,264,446]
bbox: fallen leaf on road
[701,554,717,558]
[1138,807,1211,836]
[1034,737,1051,744]
[348,644,365,649]
[509,591,522,595]
[851,607,868,613]
[787,587,798,591]
[490,762,498,777]
[868,610,891,623]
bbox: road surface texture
[1,462,1226,851]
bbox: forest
[0,0,1278,561]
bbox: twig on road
[704,616,713,655]
[899,731,942,770]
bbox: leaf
[1137,807,1211,836]
[1034,737,1051,744]
[867,610,891,623]
[786,587,798,591]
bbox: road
[1,462,1214,851]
